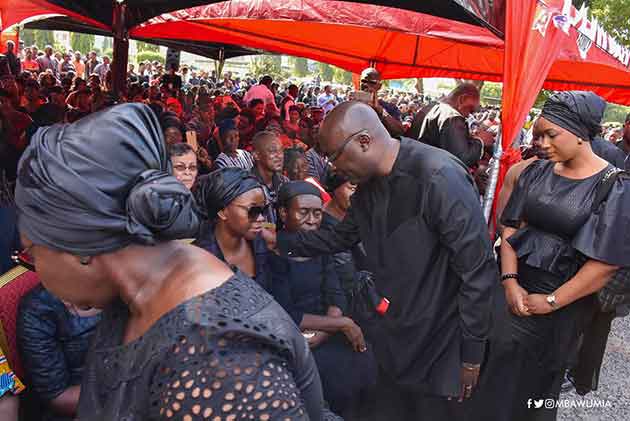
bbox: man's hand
[340,317,367,353]
[458,363,480,402]
[371,103,384,117]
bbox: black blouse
[501,159,629,279]
[18,285,102,421]
[77,272,324,421]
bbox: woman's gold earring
[79,256,91,265]
[578,138,583,145]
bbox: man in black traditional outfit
[419,83,494,167]
[263,101,499,419]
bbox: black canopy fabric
[38,0,503,35]
[24,16,263,61]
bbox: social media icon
[544,399,555,409]
[534,399,544,409]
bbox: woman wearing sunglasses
[14,104,326,421]
[193,167,274,292]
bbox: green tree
[34,30,55,49]
[249,55,288,80]
[318,62,334,82]
[136,41,160,52]
[70,33,95,54]
[603,103,630,123]
[21,29,36,47]
[293,57,308,77]
[589,0,630,48]
[136,51,164,65]
[333,66,353,85]
[102,37,113,50]
[572,0,630,48]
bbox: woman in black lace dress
[14,103,327,420]
[474,91,629,421]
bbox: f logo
[527,399,533,409]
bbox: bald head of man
[319,101,399,183]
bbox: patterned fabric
[0,267,40,380]
[214,149,255,171]
[0,346,25,396]
[77,272,325,421]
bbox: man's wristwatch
[546,294,557,310]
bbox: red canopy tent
[132,0,504,82]
[0,0,108,32]
[129,0,630,106]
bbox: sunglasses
[232,203,270,221]
[12,247,35,271]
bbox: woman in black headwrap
[15,103,326,421]
[193,167,273,291]
[269,181,377,418]
[473,91,630,421]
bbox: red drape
[493,0,566,228]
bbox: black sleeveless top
[500,159,630,367]
[77,272,324,421]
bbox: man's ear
[252,150,260,162]
[358,133,371,152]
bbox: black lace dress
[76,271,327,421]
[474,160,630,421]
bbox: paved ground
[558,316,630,421]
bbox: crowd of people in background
[2,38,630,421]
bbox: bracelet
[462,363,481,370]
[501,273,519,282]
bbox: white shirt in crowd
[214,150,255,171]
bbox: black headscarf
[277,181,322,208]
[325,171,350,194]
[540,91,606,141]
[194,167,262,219]
[15,103,200,256]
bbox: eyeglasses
[12,246,35,271]
[360,79,379,86]
[173,163,198,173]
[232,203,270,221]
[327,129,368,163]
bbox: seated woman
[270,181,377,415]
[193,168,272,291]
[0,345,24,421]
[213,119,255,171]
[283,148,331,203]
[14,103,325,420]
[18,285,102,421]
[168,143,199,191]
[283,105,302,140]
[321,172,369,296]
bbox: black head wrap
[277,181,322,208]
[540,91,606,141]
[15,103,200,256]
[324,171,350,194]
[194,168,262,219]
